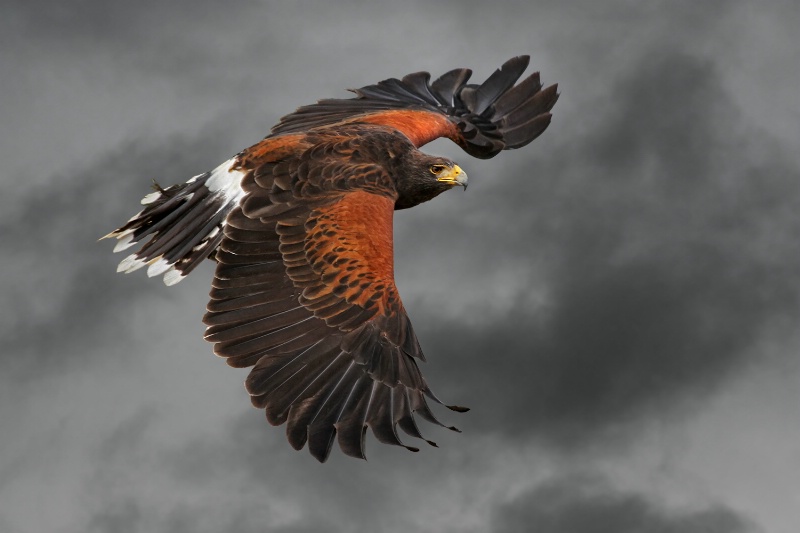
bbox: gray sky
[2,1,798,532]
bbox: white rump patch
[206,158,247,204]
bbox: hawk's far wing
[204,134,465,462]
[103,57,558,286]
[270,55,559,159]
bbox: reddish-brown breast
[306,191,399,315]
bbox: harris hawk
[104,56,558,462]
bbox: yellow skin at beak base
[436,165,468,187]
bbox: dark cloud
[3,0,253,49]
[2,2,798,533]
[84,493,331,533]
[408,49,800,450]
[87,500,142,533]
[0,122,240,379]
[494,473,758,533]
[81,411,392,533]
[80,408,761,533]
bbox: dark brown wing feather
[270,56,559,159]
[204,131,464,462]
[105,58,557,283]
[107,57,557,461]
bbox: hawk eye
[429,164,447,175]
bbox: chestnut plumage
[104,56,558,462]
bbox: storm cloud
[2,1,797,532]
[411,49,800,450]
[494,473,757,533]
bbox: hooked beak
[437,164,468,190]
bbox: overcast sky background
[2,1,798,532]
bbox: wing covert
[204,135,465,462]
[106,55,560,462]
[270,55,559,159]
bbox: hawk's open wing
[205,132,465,462]
[271,55,559,158]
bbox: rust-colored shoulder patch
[354,109,459,148]
[236,133,308,170]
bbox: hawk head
[392,151,468,210]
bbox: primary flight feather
[104,55,558,462]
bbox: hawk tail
[102,158,245,285]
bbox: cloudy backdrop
[2,1,798,532]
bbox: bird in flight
[104,56,558,462]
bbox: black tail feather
[103,159,243,285]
